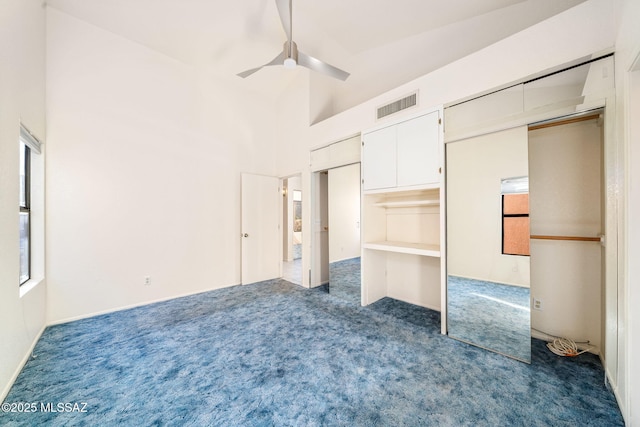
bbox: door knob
[243,233,249,238]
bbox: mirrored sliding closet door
[446,126,531,362]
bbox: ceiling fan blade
[237,51,286,78]
[298,51,350,81]
[275,0,292,44]
[237,66,263,79]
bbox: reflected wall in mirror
[446,126,531,362]
[328,163,361,305]
[282,175,303,286]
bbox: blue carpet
[448,276,531,362]
[329,257,361,305]
[1,279,622,426]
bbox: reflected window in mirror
[501,177,530,256]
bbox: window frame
[19,141,31,285]
[501,193,530,257]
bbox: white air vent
[376,92,418,120]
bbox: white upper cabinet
[397,111,440,187]
[362,110,441,192]
[362,125,397,191]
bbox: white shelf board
[362,241,441,257]
[373,200,440,208]
[363,182,440,195]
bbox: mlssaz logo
[40,402,88,413]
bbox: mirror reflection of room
[282,176,303,285]
[328,163,361,305]
[446,126,532,362]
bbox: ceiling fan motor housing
[283,41,298,68]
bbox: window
[501,176,530,256]
[19,141,31,284]
[19,124,42,286]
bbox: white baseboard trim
[1,325,46,403]
[604,363,627,424]
[47,283,240,327]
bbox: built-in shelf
[360,106,445,334]
[363,182,440,195]
[373,199,440,208]
[363,241,441,257]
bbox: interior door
[446,126,531,362]
[241,173,280,285]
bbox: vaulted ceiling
[46,0,587,117]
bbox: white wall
[45,8,278,324]
[0,0,47,401]
[614,0,640,422]
[275,73,312,287]
[625,66,640,427]
[446,126,530,287]
[328,163,361,263]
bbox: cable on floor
[531,327,596,357]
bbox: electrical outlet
[144,276,151,286]
[533,297,543,311]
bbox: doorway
[281,175,303,285]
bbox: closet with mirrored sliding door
[444,54,615,366]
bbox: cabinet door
[362,126,397,191]
[396,112,440,187]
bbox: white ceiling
[45,0,587,110]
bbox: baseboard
[47,283,240,327]
[603,361,627,424]
[309,280,329,289]
[1,324,46,403]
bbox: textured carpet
[329,257,361,305]
[1,279,622,426]
[448,276,531,362]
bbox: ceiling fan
[237,0,350,81]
